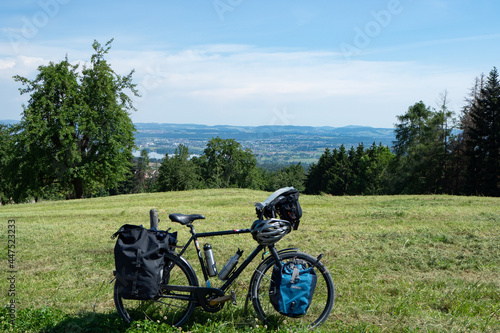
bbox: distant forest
[0,40,498,203]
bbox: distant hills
[134,123,395,164]
[134,123,394,142]
[1,120,395,164]
[0,119,19,125]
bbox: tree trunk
[73,178,84,199]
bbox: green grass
[0,189,499,332]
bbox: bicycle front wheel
[114,253,198,327]
[250,251,335,329]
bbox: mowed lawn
[0,189,498,332]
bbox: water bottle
[203,243,218,277]
[218,249,243,280]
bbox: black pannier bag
[255,187,302,230]
[112,224,177,300]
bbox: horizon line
[1,119,395,129]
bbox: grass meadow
[0,189,498,332]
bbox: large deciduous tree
[12,39,138,201]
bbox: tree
[393,101,433,157]
[0,124,15,203]
[109,150,152,195]
[351,143,394,195]
[463,67,500,196]
[201,137,258,188]
[306,146,349,195]
[391,100,455,194]
[305,143,393,195]
[305,148,332,194]
[432,91,456,192]
[12,39,138,201]
[326,145,351,195]
[156,144,201,192]
[347,144,366,195]
[266,163,306,192]
[448,75,486,194]
[109,158,136,196]
[135,149,151,193]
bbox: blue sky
[1,0,499,128]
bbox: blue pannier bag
[269,260,317,317]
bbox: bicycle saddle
[169,213,205,225]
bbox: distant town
[134,123,395,165]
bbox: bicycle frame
[160,221,300,311]
[174,223,266,292]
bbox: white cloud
[118,45,474,127]
[0,59,15,70]
[0,55,48,81]
[0,42,476,127]
[19,55,45,68]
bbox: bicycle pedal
[209,291,237,306]
[209,295,233,306]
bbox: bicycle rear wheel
[250,251,335,329]
[114,253,198,327]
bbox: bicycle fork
[243,245,300,314]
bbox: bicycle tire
[250,251,335,329]
[114,252,199,327]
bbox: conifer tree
[391,100,455,194]
[448,75,485,193]
[463,67,500,196]
[305,148,331,194]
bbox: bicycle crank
[209,291,237,306]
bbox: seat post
[187,223,196,236]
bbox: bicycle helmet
[251,219,292,246]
